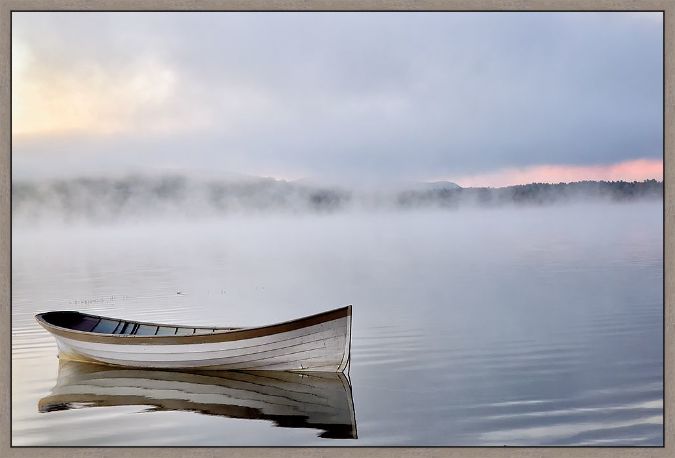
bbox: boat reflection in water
[39,361,358,439]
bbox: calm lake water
[12,202,663,446]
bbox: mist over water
[12,174,662,226]
[12,197,663,445]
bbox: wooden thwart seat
[43,312,220,336]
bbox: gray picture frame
[0,1,671,456]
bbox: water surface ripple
[12,203,663,445]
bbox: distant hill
[398,180,663,208]
[12,176,662,224]
[419,181,461,190]
[12,175,351,223]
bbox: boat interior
[38,311,233,336]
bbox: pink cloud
[447,159,663,188]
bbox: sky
[12,12,663,187]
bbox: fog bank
[12,174,663,226]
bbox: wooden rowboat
[35,305,352,372]
[39,360,358,440]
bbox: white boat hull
[36,306,352,372]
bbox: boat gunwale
[35,305,352,345]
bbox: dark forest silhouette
[12,176,663,223]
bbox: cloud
[13,52,179,136]
[11,12,663,182]
[447,159,664,188]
